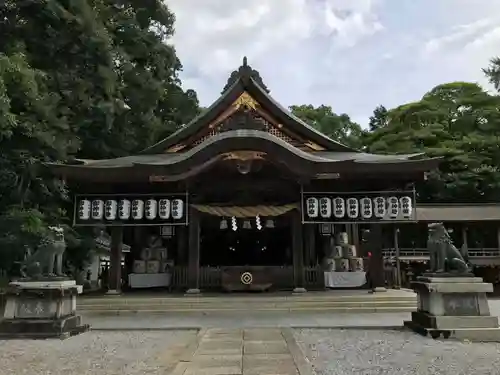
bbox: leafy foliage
[368,105,388,131]
[290,104,366,149]
[364,82,500,202]
[483,57,500,92]
[0,0,199,272]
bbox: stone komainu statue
[427,222,470,274]
[20,226,67,279]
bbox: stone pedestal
[0,280,89,339]
[404,275,500,342]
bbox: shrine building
[47,58,441,294]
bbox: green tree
[0,0,199,272]
[368,105,388,131]
[483,57,500,92]
[290,104,366,149]
[364,82,500,202]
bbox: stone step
[79,295,416,306]
[79,300,417,314]
[77,291,417,314]
[80,306,416,315]
[79,300,415,309]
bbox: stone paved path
[173,328,311,375]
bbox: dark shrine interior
[199,215,292,266]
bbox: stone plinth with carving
[0,280,89,339]
[404,275,500,342]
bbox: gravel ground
[0,330,197,375]
[294,329,500,375]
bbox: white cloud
[167,0,382,90]
[165,0,500,128]
[421,18,495,58]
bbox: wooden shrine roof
[141,57,357,155]
[46,57,442,183]
[47,130,441,183]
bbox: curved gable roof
[140,58,356,155]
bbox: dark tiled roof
[53,130,431,169]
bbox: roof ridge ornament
[221,56,270,94]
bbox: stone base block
[412,277,491,316]
[404,320,500,342]
[0,314,90,339]
[1,280,89,339]
[292,287,307,294]
[406,276,500,342]
[10,279,83,294]
[184,288,201,295]
[410,311,499,329]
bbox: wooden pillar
[176,226,188,266]
[292,210,306,293]
[186,206,200,294]
[352,224,360,253]
[497,224,500,253]
[368,224,386,292]
[107,226,123,294]
[304,225,316,266]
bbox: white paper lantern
[359,197,373,219]
[333,197,345,218]
[158,199,171,219]
[171,199,184,220]
[118,199,131,220]
[373,197,386,218]
[77,199,91,220]
[91,200,104,220]
[306,197,319,218]
[131,199,145,220]
[319,197,332,218]
[346,198,359,219]
[400,196,413,219]
[145,199,158,220]
[387,196,399,219]
[104,200,117,220]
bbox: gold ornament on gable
[232,91,258,110]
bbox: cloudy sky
[167,0,500,127]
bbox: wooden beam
[186,206,201,293]
[292,210,306,291]
[368,224,385,291]
[108,226,123,294]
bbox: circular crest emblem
[240,272,253,285]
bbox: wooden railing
[170,266,326,290]
[171,266,188,290]
[304,266,325,289]
[382,248,500,259]
[200,267,222,289]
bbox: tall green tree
[483,57,500,92]
[290,104,366,149]
[0,0,199,271]
[364,82,500,202]
[368,105,388,131]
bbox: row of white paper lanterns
[78,199,185,221]
[306,196,413,219]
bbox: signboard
[301,190,416,224]
[73,193,188,227]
